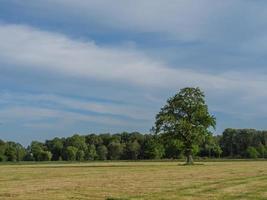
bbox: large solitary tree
[154,87,216,164]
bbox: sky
[1,0,267,145]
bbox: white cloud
[1,23,267,123]
[0,23,254,91]
[15,0,267,43]
[0,92,154,120]
[0,105,144,128]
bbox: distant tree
[99,134,112,146]
[111,134,122,143]
[16,143,27,161]
[30,141,45,161]
[66,134,87,152]
[39,151,52,161]
[24,152,34,161]
[161,136,184,159]
[213,135,223,158]
[143,137,165,159]
[154,87,216,164]
[235,129,254,157]
[124,140,141,160]
[0,140,6,161]
[257,144,266,158]
[247,146,259,158]
[0,153,5,162]
[220,129,265,158]
[120,132,131,144]
[220,129,235,157]
[5,144,17,161]
[108,142,124,160]
[96,145,108,160]
[260,131,267,146]
[3,142,26,162]
[76,150,85,161]
[0,139,5,147]
[85,134,103,146]
[45,138,64,161]
[65,146,78,161]
[85,145,97,160]
[199,135,222,158]
[213,145,223,158]
[246,146,259,159]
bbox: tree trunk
[185,146,194,165]
[186,154,194,165]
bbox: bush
[246,146,259,158]
[257,144,266,158]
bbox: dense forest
[0,129,267,162]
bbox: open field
[0,161,267,200]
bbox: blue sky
[1,0,267,145]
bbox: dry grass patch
[0,161,266,200]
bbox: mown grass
[0,161,266,200]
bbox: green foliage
[154,87,216,164]
[85,144,97,160]
[160,136,184,159]
[108,142,124,160]
[76,150,85,161]
[86,134,103,146]
[199,134,222,158]
[66,134,87,151]
[5,145,17,161]
[246,146,259,158]
[144,137,165,159]
[1,129,267,162]
[192,145,200,156]
[0,154,6,162]
[221,129,267,158]
[257,144,267,158]
[97,145,108,160]
[24,152,34,161]
[4,142,26,162]
[0,140,6,161]
[39,151,52,161]
[65,146,78,161]
[124,140,141,160]
[45,138,64,161]
[30,141,45,161]
[213,145,223,158]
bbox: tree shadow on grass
[178,163,205,166]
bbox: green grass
[0,161,266,200]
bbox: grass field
[0,161,267,200]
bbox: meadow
[0,161,267,200]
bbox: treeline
[0,129,267,162]
[219,129,267,158]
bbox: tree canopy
[154,87,216,164]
